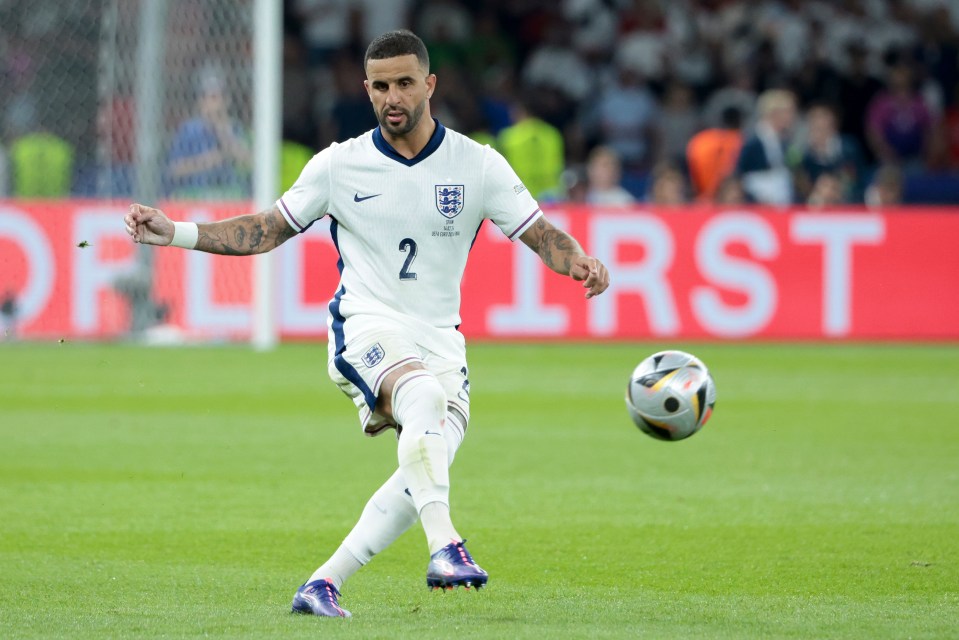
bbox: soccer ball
[625,350,717,441]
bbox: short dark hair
[364,30,429,71]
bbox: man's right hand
[125,203,174,246]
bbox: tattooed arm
[194,207,296,255]
[124,203,297,255]
[519,215,610,298]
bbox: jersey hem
[277,197,306,232]
[507,207,543,241]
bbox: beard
[377,99,426,137]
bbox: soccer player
[123,30,609,618]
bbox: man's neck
[381,117,436,159]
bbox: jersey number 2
[398,238,418,281]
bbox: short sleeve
[276,144,335,232]
[482,147,542,241]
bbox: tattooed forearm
[518,214,609,297]
[521,217,584,275]
[195,206,296,255]
[538,225,577,273]
[233,225,246,250]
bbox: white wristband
[171,221,199,249]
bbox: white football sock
[308,409,467,588]
[392,371,460,553]
[341,467,417,564]
[442,409,466,466]
[307,545,363,589]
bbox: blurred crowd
[2,0,959,206]
[279,0,959,207]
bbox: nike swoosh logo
[354,193,381,202]
[424,430,442,436]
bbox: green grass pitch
[1,341,957,639]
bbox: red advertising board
[1,201,958,340]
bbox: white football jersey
[277,121,542,329]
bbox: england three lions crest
[435,185,464,218]
[362,342,385,368]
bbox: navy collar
[372,118,446,167]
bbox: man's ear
[426,73,437,99]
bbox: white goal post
[6,0,284,346]
[251,0,281,351]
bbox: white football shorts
[327,313,471,436]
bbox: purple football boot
[291,579,351,617]
[426,540,489,590]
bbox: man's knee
[376,362,428,422]
[390,370,446,430]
